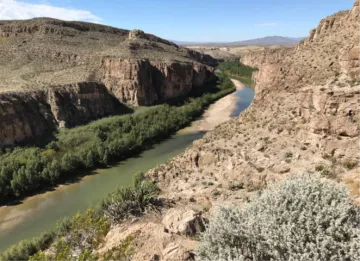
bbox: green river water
[0,86,254,252]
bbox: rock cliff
[94,2,360,259]
[0,82,126,146]
[0,18,217,146]
[101,58,215,106]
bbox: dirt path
[197,79,245,131]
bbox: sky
[0,0,355,42]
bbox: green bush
[67,207,110,248]
[1,207,108,261]
[29,238,99,261]
[217,60,257,87]
[198,174,360,261]
[101,172,159,223]
[0,231,55,261]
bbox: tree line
[217,60,258,87]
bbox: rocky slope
[0,18,217,147]
[96,2,359,260]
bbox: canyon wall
[0,82,125,147]
[101,59,215,106]
[243,0,359,90]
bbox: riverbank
[198,79,246,131]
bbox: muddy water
[0,86,254,252]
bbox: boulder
[162,208,205,236]
[128,29,146,40]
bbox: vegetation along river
[0,81,254,252]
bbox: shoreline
[197,79,246,131]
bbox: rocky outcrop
[0,18,129,38]
[46,82,125,128]
[162,208,205,236]
[0,82,126,146]
[350,0,360,19]
[0,92,57,147]
[98,221,198,261]
[244,1,359,92]
[101,58,215,106]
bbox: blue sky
[0,0,355,42]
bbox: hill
[173,35,304,46]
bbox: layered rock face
[0,18,217,146]
[0,82,125,146]
[101,59,215,105]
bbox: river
[0,81,254,252]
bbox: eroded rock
[162,208,205,236]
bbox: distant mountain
[172,36,305,46]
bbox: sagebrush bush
[198,174,360,261]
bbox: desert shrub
[284,151,293,158]
[0,231,55,261]
[28,207,108,261]
[101,173,159,223]
[342,158,358,170]
[228,181,244,191]
[66,207,110,249]
[197,174,360,261]
[29,239,98,261]
[101,235,135,261]
[315,164,325,171]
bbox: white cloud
[0,0,101,22]
[254,22,278,27]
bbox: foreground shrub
[28,207,109,261]
[66,207,110,249]
[101,172,159,223]
[0,231,55,261]
[29,239,99,261]
[197,174,360,261]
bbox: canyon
[0,1,359,260]
[95,1,359,260]
[0,19,217,147]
